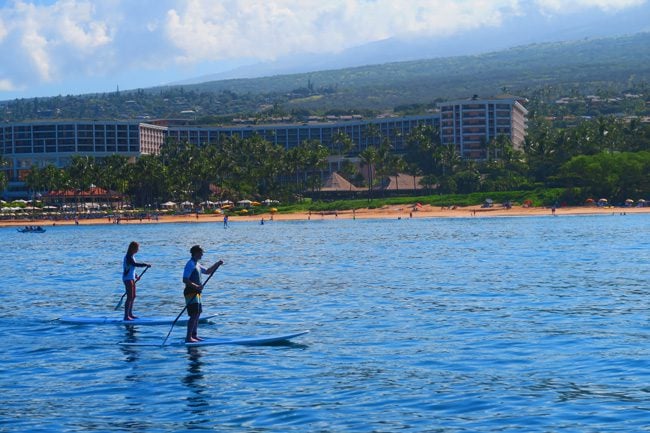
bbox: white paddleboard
[119,330,310,347]
[59,314,218,325]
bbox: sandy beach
[2,204,648,228]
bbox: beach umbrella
[625,199,634,203]
[237,200,252,208]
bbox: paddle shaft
[114,266,150,310]
[162,263,220,345]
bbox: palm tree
[0,156,8,194]
[97,154,129,208]
[66,156,98,210]
[359,146,378,200]
[364,123,381,150]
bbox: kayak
[58,314,218,325]
[119,330,310,347]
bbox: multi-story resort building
[0,95,527,198]
[438,95,528,159]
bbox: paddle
[162,262,221,346]
[114,265,150,310]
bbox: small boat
[17,226,46,233]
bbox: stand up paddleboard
[59,314,218,325]
[119,330,310,347]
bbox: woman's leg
[124,280,136,320]
[186,312,199,342]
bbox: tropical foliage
[21,114,650,208]
[2,33,649,122]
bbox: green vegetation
[276,189,564,214]
[4,33,650,208]
[21,114,650,209]
[2,33,649,121]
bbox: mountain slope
[161,33,650,111]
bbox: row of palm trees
[13,113,650,207]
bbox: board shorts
[187,302,202,316]
[184,286,202,315]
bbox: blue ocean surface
[1,214,649,432]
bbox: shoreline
[2,204,648,228]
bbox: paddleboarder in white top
[183,245,223,342]
[122,241,151,321]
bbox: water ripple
[0,215,649,432]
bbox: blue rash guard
[183,258,208,305]
[122,253,147,282]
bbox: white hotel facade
[438,95,528,160]
[0,96,526,198]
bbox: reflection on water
[183,347,210,429]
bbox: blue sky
[0,0,648,100]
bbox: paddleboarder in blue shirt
[122,241,151,321]
[183,245,223,342]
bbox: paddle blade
[114,293,125,310]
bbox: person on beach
[122,241,151,321]
[183,245,224,342]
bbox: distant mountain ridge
[2,32,649,121]
[171,5,650,86]
[154,32,650,111]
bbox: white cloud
[0,0,647,97]
[164,0,524,63]
[0,78,19,91]
[0,0,116,86]
[535,0,646,13]
[0,17,7,41]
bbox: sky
[0,0,648,100]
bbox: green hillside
[173,32,650,110]
[2,32,649,121]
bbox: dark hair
[127,241,139,254]
[190,245,203,255]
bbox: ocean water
[1,214,649,432]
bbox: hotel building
[439,95,528,159]
[1,96,526,198]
